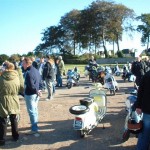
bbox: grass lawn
[65,64,125,75]
[65,64,86,75]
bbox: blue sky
[0,0,149,56]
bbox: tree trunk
[73,39,76,55]
[102,32,108,58]
[102,40,108,58]
[113,40,115,56]
[95,41,97,55]
[147,36,149,50]
[116,34,120,51]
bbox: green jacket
[58,60,65,76]
[0,70,20,117]
[16,67,24,94]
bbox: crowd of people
[86,55,150,150]
[0,55,65,146]
[132,56,150,150]
[1,54,150,149]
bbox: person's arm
[136,75,145,113]
[131,62,135,75]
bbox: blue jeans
[53,81,55,94]
[24,94,39,132]
[136,113,150,150]
[57,75,62,87]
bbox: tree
[9,54,20,62]
[0,54,9,65]
[60,9,81,55]
[108,4,135,52]
[34,0,135,58]
[137,13,150,50]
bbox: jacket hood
[1,70,18,81]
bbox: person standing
[0,62,22,146]
[88,55,98,81]
[88,55,98,68]
[18,56,25,73]
[136,69,150,150]
[12,61,24,95]
[38,57,46,91]
[42,55,55,100]
[56,56,65,87]
[131,56,146,87]
[144,57,150,72]
[22,57,42,136]
[31,56,38,69]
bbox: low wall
[96,57,135,64]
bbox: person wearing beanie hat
[56,56,65,87]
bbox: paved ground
[1,75,138,150]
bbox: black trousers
[0,114,19,144]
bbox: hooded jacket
[58,59,65,76]
[0,70,20,117]
[42,61,55,81]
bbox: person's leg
[0,117,7,145]
[59,75,62,87]
[56,75,61,87]
[41,79,46,91]
[135,76,140,87]
[136,113,150,150]
[9,114,19,141]
[45,78,50,98]
[45,78,53,99]
[53,81,55,94]
[24,94,39,132]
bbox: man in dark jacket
[88,55,98,68]
[22,57,42,136]
[136,70,150,150]
[42,55,55,100]
[31,57,38,69]
[131,56,146,87]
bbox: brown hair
[5,62,15,70]
[49,58,54,65]
[24,57,32,65]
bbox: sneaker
[50,96,53,100]
[46,96,53,101]
[25,131,40,137]
[45,98,50,101]
[25,131,38,135]
[34,132,40,137]
[13,138,22,143]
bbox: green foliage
[0,54,9,65]
[27,52,35,57]
[136,13,150,49]
[34,1,135,56]
[117,51,124,58]
[9,54,20,62]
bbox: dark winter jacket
[88,59,98,68]
[145,61,150,72]
[42,62,55,81]
[32,61,38,69]
[24,65,42,95]
[131,61,146,77]
[136,70,150,114]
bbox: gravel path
[2,76,138,150]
